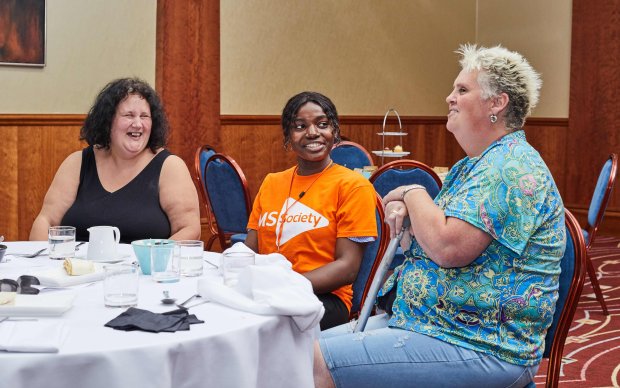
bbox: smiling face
[289,102,335,172]
[110,94,152,156]
[446,69,493,135]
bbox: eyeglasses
[0,275,41,295]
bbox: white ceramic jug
[87,226,121,261]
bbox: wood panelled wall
[1,115,618,242]
[0,115,86,241]
[566,0,620,232]
[218,115,620,237]
[219,116,582,217]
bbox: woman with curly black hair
[30,78,200,244]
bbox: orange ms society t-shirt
[247,164,377,311]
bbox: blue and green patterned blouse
[380,130,565,366]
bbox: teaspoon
[161,290,177,305]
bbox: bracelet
[400,184,426,201]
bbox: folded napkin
[105,307,204,333]
[34,265,105,287]
[223,242,292,269]
[198,265,324,332]
[0,321,67,353]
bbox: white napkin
[198,265,324,332]
[223,242,253,254]
[33,264,105,287]
[223,242,292,269]
[0,321,67,352]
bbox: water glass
[48,226,76,260]
[222,251,255,286]
[177,240,204,277]
[150,241,180,283]
[104,263,139,307]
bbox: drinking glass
[150,241,180,283]
[177,240,204,277]
[104,263,139,307]
[222,251,255,286]
[48,226,76,260]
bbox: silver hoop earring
[490,114,498,123]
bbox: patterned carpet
[533,236,620,387]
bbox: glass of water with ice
[48,226,76,260]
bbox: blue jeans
[319,314,538,388]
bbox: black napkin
[105,307,204,333]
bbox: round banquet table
[0,241,315,388]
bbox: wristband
[400,184,426,201]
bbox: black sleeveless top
[61,146,172,244]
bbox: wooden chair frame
[331,140,374,169]
[194,145,219,250]
[350,194,390,320]
[539,209,587,387]
[203,153,252,250]
[369,159,443,189]
[583,153,617,315]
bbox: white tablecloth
[0,242,316,388]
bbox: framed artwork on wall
[0,0,45,67]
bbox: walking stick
[354,218,410,333]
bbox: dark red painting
[0,0,45,66]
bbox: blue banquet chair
[581,153,618,315]
[194,145,219,250]
[330,141,374,170]
[369,159,443,269]
[203,153,252,250]
[349,194,389,320]
[369,159,442,198]
[524,209,587,388]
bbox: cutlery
[0,317,38,322]
[161,290,177,305]
[7,248,48,258]
[203,258,219,269]
[176,294,201,309]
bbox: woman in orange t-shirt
[245,91,377,330]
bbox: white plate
[33,264,106,287]
[75,252,131,263]
[0,292,75,317]
[377,132,408,136]
[371,150,411,157]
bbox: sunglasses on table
[0,276,41,295]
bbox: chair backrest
[537,209,587,387]
[194,145,220,249]
[194,145,217,215]
[584,153,618,248]
[369,159,443,198]
[204,153,252,249]
[330,141,373,170]
[350,194,389,319]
